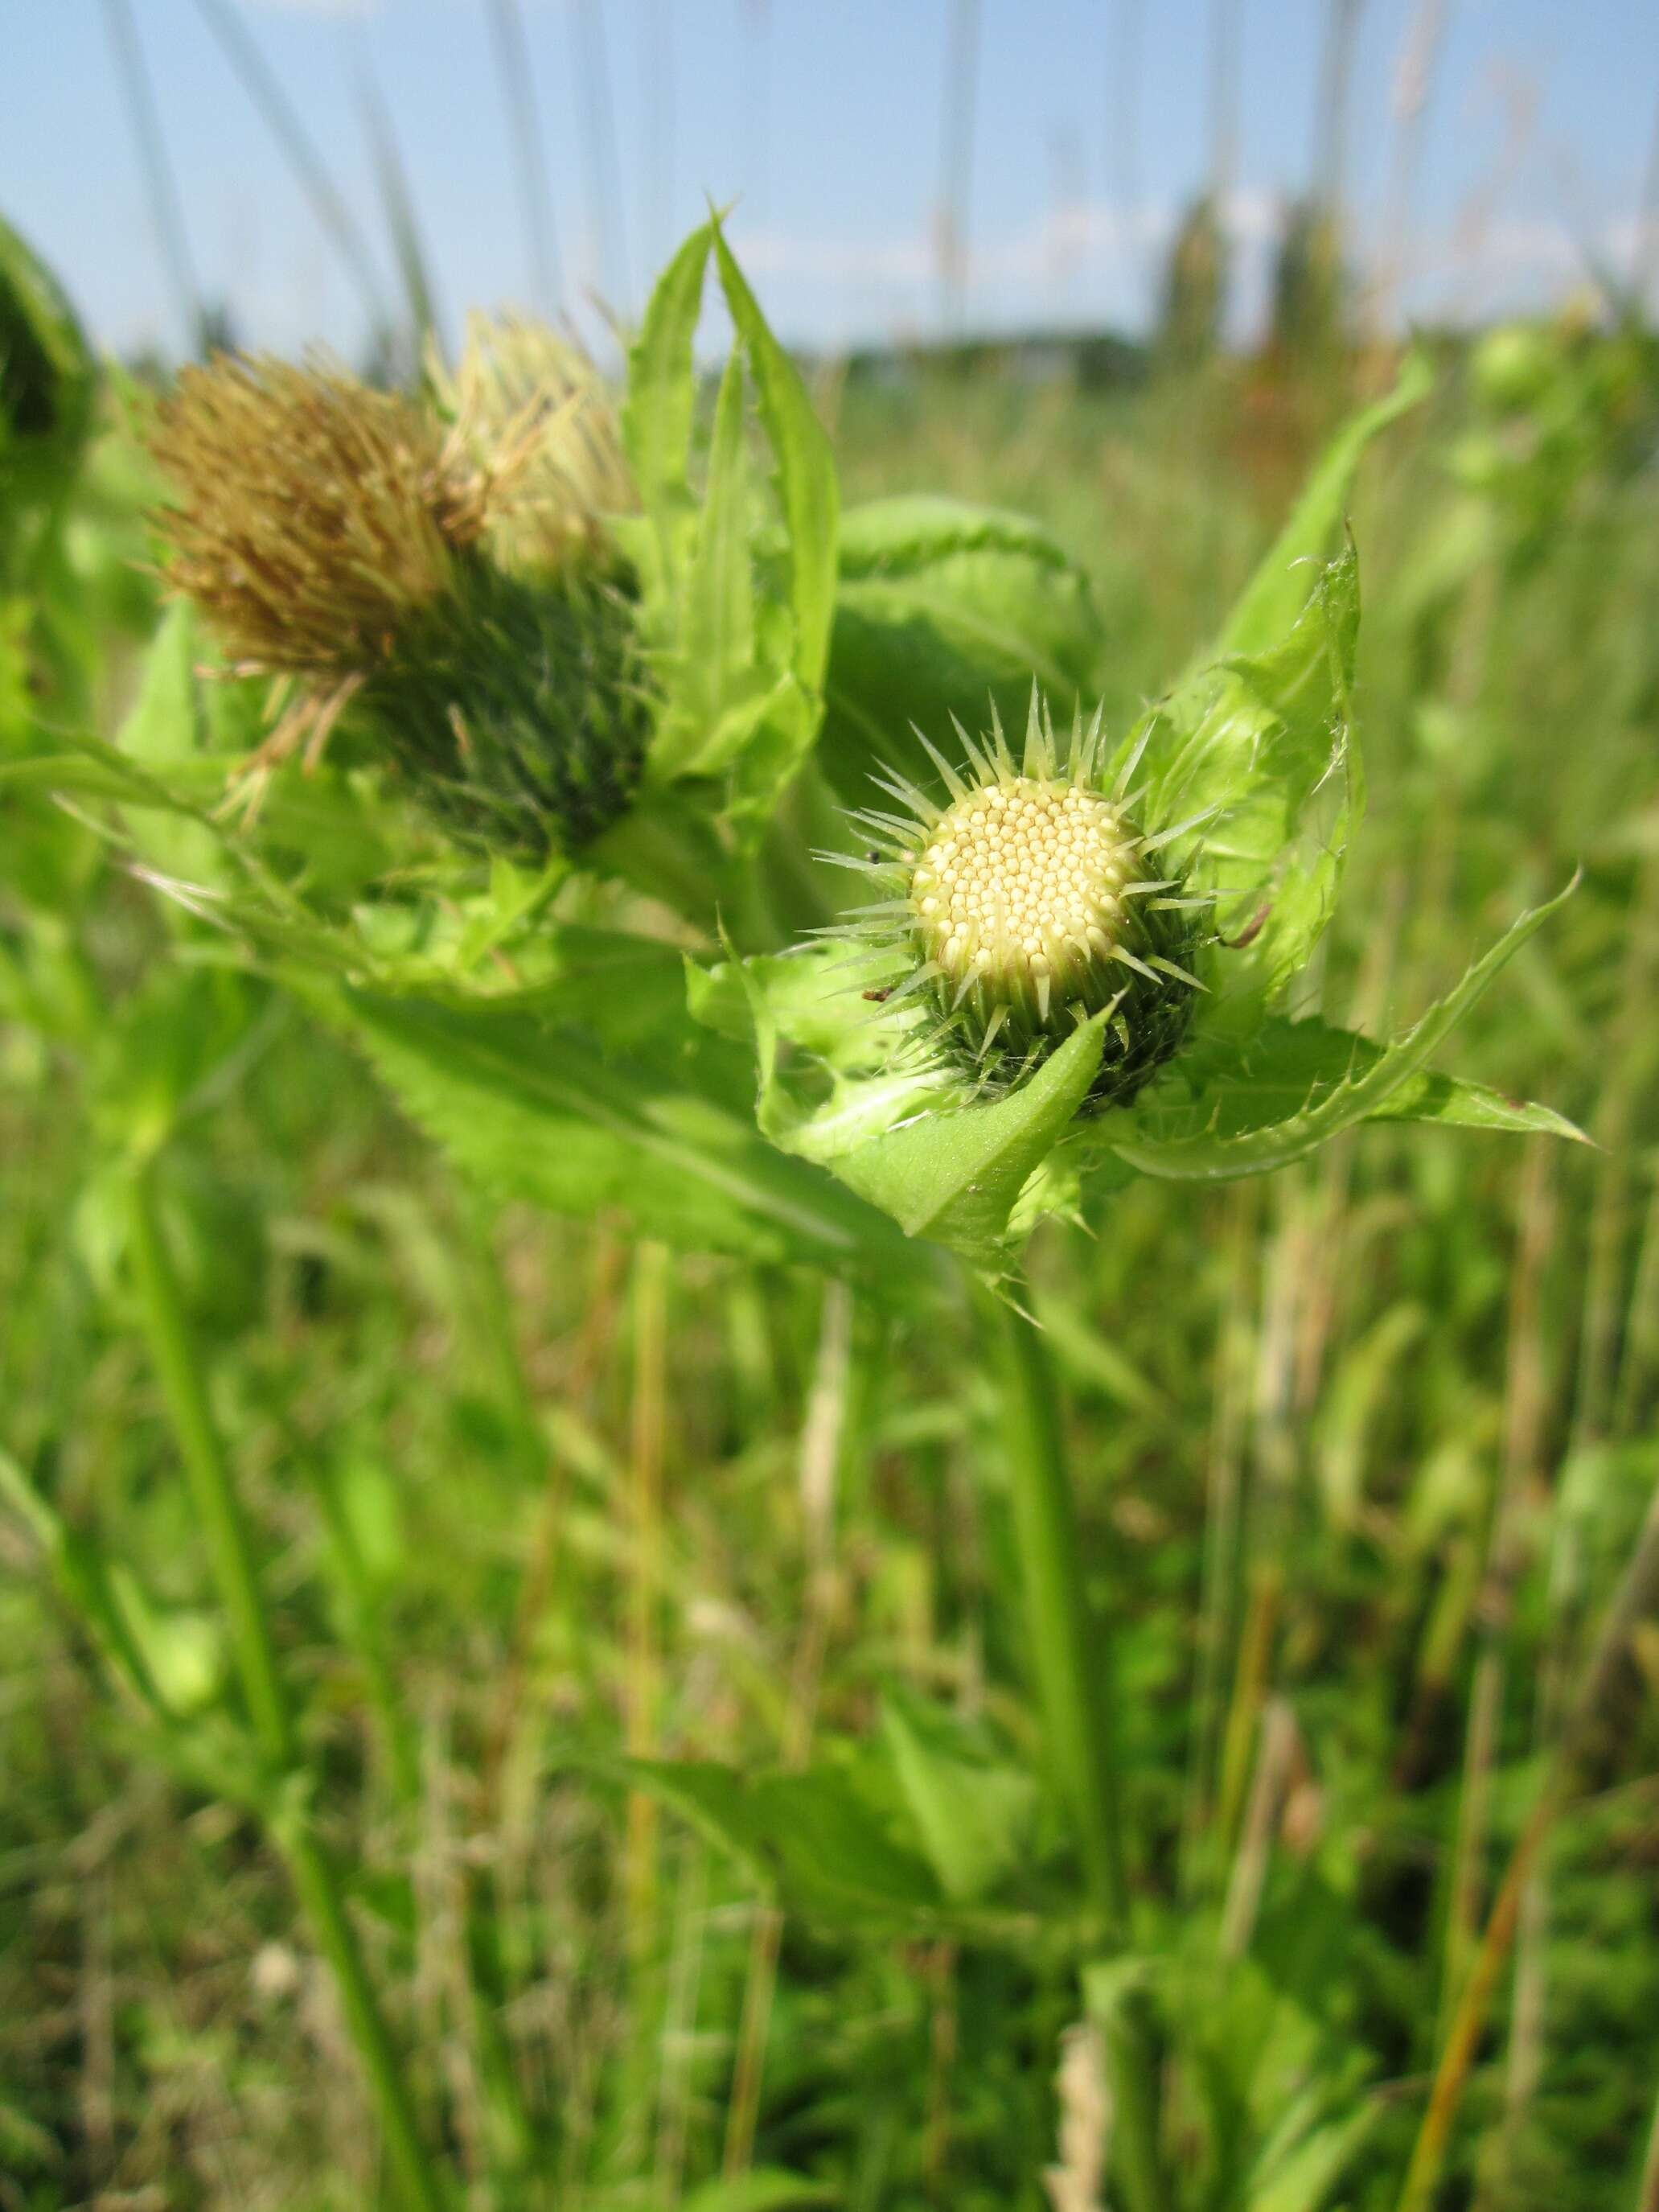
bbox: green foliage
[0,212,95,546]
[615,215,839,838]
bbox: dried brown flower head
[147,353,491,676]
[146,350,652,859]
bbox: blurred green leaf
[679,2172,838,2212]
[1246,2098,1379,2212]
[819,495,1103,809]
[0,212,96,546]
[619,219,713,602]
[880,1686,1038,1903]
[338,984,928,1275]
[712,221,837,701]
[626,1756,945,1930]
[647,343,776,781]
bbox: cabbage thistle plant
[692,354,1579,1281]
[21,220,1589,2212]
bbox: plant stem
[127,1165,294,1768]
[988,1282,1171,2212]
[281,1816,452,2212]
[125,1160,449,2212]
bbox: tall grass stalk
[1502,857,1659,2157]
[1399,1466,1659,2212]
[125,1162,449,2212]
[724,1280,854,2177]
[626,1241,671,1966]
[191,0,392,337]
[100,0,208,357]
[1435,1138,1555,2042]
[989,1283,1170,2212]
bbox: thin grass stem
[125,1161,448,2212]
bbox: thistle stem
[126,1162,450,2212]
[986,1281,1171,2212]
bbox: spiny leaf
[1129,547,1361,1022]
[819,1013,1107,1268]
[337,985,930,1276]
[1094,878,1579,1182]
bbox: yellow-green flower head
[433,313,636,578]
[840,694,1213,1106]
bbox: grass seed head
[147,352,489,676]
[844,694,1209,1106]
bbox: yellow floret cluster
[910,776,1144,1026]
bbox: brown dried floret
[146,353,491,676]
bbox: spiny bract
[836,694,1216,1108]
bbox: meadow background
[4,5,1659,2210]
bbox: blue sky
[6,1,1657,363]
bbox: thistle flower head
[146,350,651,862]
[147,353,491,676]
[840,695,1213,1107]
[434,314,635,578]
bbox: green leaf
[1215,348,1431,661]
[115,602,227,882]
[626,1757,945,1930]
[880,1688,1038,1903]
[0,212,96,534]
[819,495,1104,808]
[821,1012,1105,1267]
[336,983,929,1276]
[620,219,713,599]
[712,222,838,697]
[1246,2099,1381,2212]
[699,945,1107,1266]
[1090,1011,1586,1151]
[647,342,774,781]
[1093,878,1579,1182]
[0,1448,166,1718]
[1130,547,1361,1018]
